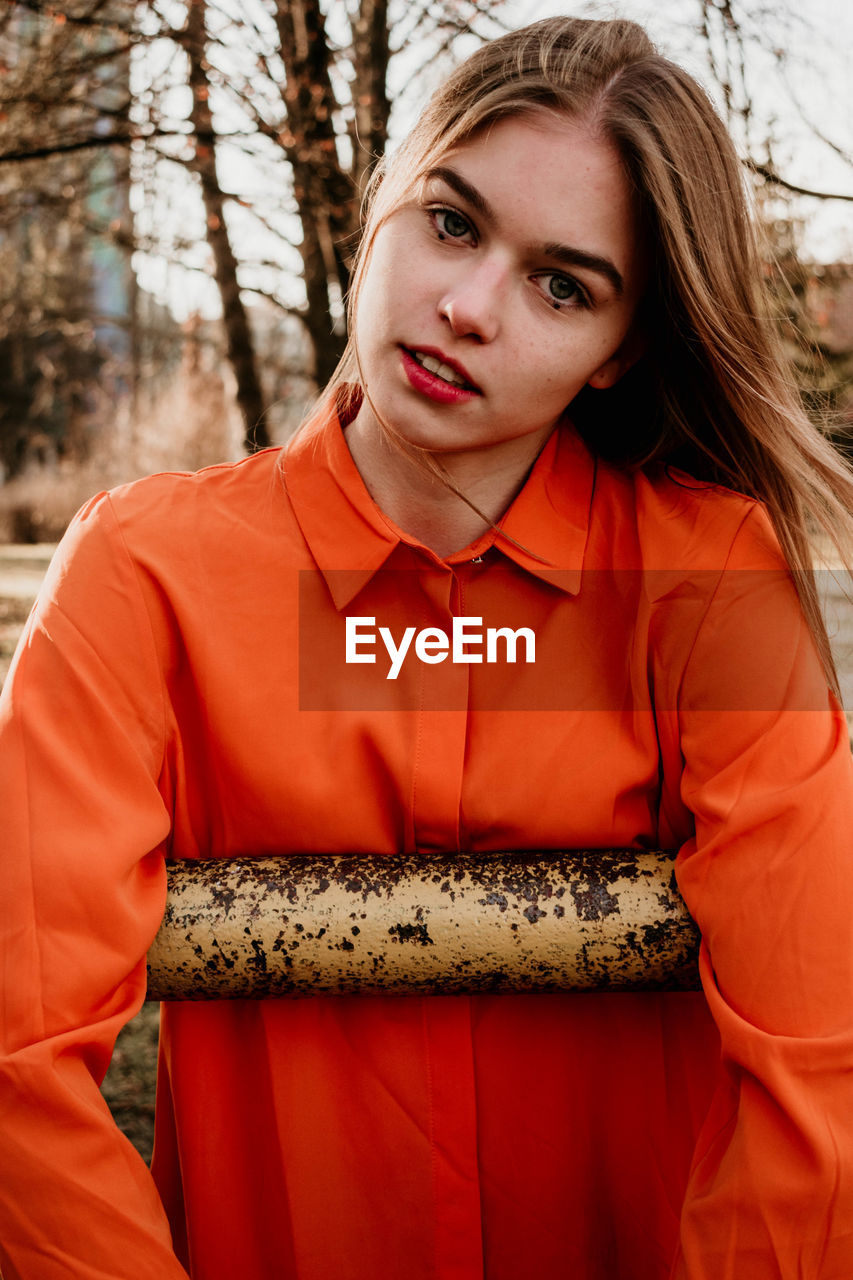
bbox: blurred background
[0,0,851,1160]
[0,0,851,549]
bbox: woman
[1,16,852,1280]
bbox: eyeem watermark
[346,616,536,680]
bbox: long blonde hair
[319,17,853,693]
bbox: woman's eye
[539,273,589,308]
[432,208,474,241]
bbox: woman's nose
[437,261,504,342]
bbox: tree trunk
[350,0,390,201]
[272,0,359,386]
[185,0,270,451]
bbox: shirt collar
[282,394,595,610]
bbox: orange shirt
[1,404,852,1279]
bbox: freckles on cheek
[536,355,578,395]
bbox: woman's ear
[586,326,648,390]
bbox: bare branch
[747,159,853,204]
[0,122,274,164]
[773,64,853,168]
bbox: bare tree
[1,0,508,465]
[0,0,136,477]
[183,0,269,450]
[695,0,852,430]
[5,0,846,476]
[268,0,360,385]
[188,0,506,390]
[696,0,853,202]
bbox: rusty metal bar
[146,850,700,1000]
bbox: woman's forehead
[414,115,642,283]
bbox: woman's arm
[669,505,853,1278]
[0,495,189,1279]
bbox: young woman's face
[351,113,646,469]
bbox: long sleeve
[670,506,853,1277]
[0,495,189,1278]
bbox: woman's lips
[400,347,482,405]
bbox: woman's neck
[345,411,552,559]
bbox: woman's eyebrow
[425,165,495,222]
[424,165,624,296]
[542,242,624,296]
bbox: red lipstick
[400,347,482,405]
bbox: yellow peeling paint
[146,850,700,999]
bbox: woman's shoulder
[591,454,781,572]
[107,446,287,528]
[83,447,300,562]
[44,447,301,608]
